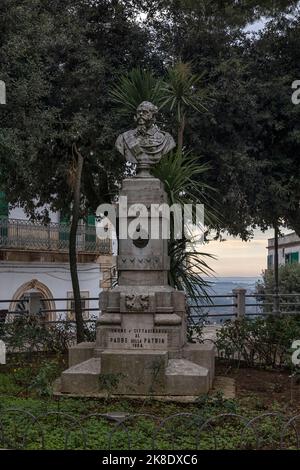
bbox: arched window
[9,280,56,322]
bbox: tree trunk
[69,144,85,343]
[177,113,186,154]
[273,222,280,315]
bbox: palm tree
[159,62,208,152]
[152,150,217,300]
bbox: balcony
[0,218,111,254]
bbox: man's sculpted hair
[137,101,158,115]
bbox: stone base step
[68,342,95,367]
[60,353,210,397]
[182,342,215,387]
[61,357,101,394]
[166,359,210,395]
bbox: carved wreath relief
[125,294,149,312]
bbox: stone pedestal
[59,177,215,399]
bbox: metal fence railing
[0,218,111,254]
[2,289,300,326]
[1,287,300,332]
[0,409,299,450]
[188,289,300,326]
[0,296,100,321]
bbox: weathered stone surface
[118,237,168,260]
[120,178,168,204]
[121,312,154,329]
[61,358,101,394]
[119,271,168,286]
[97,325,168,350]
[182,342,216,387]
[154,314,181,325]
[117,255,170,271]
[100,350,168,394]
[171,291,186,312]
[97,314,121,325]
[117,177,170,287]
[165,359,210,395]
[68,342,95,367]
[99,290,109,310]
[120,292,156,313]
[115,101,175,178]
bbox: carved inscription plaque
[107,327,168,350]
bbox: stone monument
[58,101,215,399]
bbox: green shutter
[0,192,8,219]
[285,252,299,264]
[60,213,69,224]
[87,214,95,226]
[59,211,69,243]
[86,212,96,244]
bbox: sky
[201,228,291,278]
[246,17,268,33]
[201,230,271,278]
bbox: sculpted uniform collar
[146,125,158,136]
[135,125,158,137]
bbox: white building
[267,232,300,269]
[0,192,115,322]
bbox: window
[67,291,89,321]
[267,254,274,269]
[285,252,299,264]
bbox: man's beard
[137,122,147,136]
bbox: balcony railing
[0,218,111,254]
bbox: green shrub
[256,264,300,314]
[28,361,59,398]
[0,315,95,356]
[216,316,300,368]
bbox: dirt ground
[216,361,300,414]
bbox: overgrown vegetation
[0,315,96,356]
[257,263,300,314]
[0,357,299,450]
[216,316,300,369]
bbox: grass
[0,358,299,450]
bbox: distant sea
[191,276,262,324]
[205,276,262,297]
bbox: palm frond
[159,62,209,121]
[169,237,216,305]
[153,150,219,227]
[110,68,163,116]
[153,150,219,303]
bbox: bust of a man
[115,101,176,177]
